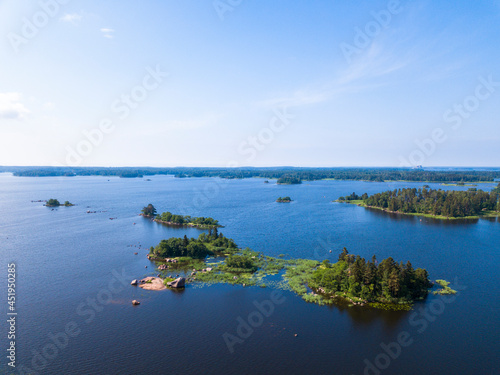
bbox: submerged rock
[132,300,140,305]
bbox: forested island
[277,175,302,184]
[147,230,435,310]
[45,199,74,207]
[5,166,499,183]
[337,185,500,219]
[141,204,222,228]
[276,196,292,203]
[149,230,236,259]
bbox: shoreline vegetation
[433,280,457,295]
[276,196,292,203]
[45,199,74,207]
[336,185,500,220]
[6,166,500,184]
[141,204,223,229]
[145,224,437,311]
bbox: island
[141,204,223,228]
[45,199,74,207]
[277,175,302,185]
[144,228,435,310]
[336,187,500,220]
[276,196,292,203]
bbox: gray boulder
[167,277,186,288]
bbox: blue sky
[1,0,499,167]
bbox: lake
[0,174,498,374]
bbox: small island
[276,196,292,203]
[45,199,74,207]
[141,204,223,228]
[336,186,500,220]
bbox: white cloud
[100,28,115,39]
[60,13,82,24]
[0,93,30,120]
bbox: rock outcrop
[167,277,185,288]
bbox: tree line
[310,249,432,303]
[360,187,499,217]
[8,166,500,183]
[156,211,220,226]
[150,231,237,259]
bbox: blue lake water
[0,174,498,374]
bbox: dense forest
[494,182,500,193]
[150,231,237,259]
[277,175,302,184]
[310,249,432,303]
[155,211,220,227]
[338,192,368,201]
[342,187,499,218]
[4,166,500,183]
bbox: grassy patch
[162,277,175,286]
[283,259,320,297]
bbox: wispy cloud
[258,5,440,110]
[337,40,414,86]
[100,28,115,39]
[60,13,82,24]
[0,93,30,120]
[257,89,330,109]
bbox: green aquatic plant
[433,279,457,295]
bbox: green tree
[141,204,157,217]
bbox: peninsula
[336,186,500,220]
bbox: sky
[0,0,499,168]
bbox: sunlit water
[0,174,498,374]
